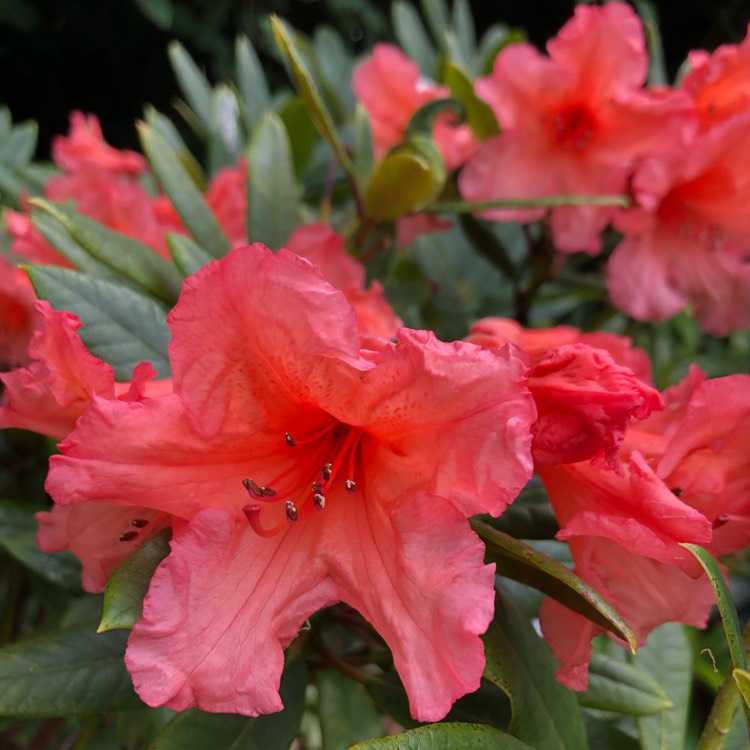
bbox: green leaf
[444,63,499,140]
[313,25,355,117]
[353,103,374,187]
[246,111,301,248]
[472,520,636,650]
[317,670,383,749]
[0,622,142,716]
[451,0,476,70]
[578,652,672,715]
[146,654,307,749]
[99,530,171,632]
[139,122,230,259]
[168,233,214,277]
[270,16,356,179]
[168,41,215,131]
[483,593,589,750]
[26,265,171,380]
[633,623,692,750]
[350,723,535,749]
[420,0,451,45]
[235,35,272,127]
[391,1,437,75]
[31,199,184,304]
[0,120,37,166]
[734,668,750,708]
[134,0,174,28]
[278,97,319,176]
[0,500,81,590]
[634,1,668,86]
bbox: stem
[314,638,369,684]
[421,194,631,214]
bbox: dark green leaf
[473,520,636,649]
[134,0,174,28]
[99,530,171,632]
[317,670,383,749]
[31,199,183,304]
[353,103,374,187]
[146,654,307,749]
[236,35,272,127]
[26,265,171,380]
[0,500,81,590]
[168,41,214,131]
[420,0,451,45]
[246,111,300,248]
[578,652,672,715]
[0,622,142,716]
[451,0,476,70]
[350,722,534,749]
[483,593,589,749]
[391,1,437,75]
[139,123,230,259]
[168,233,214,277]
[279,97,319,176]
[444,63,500,140]
[633,623,692,750]
[0,120,37,166]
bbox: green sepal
[99,529,171,633]
[473,519,636,650]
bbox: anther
[314,493,326,510]
[671,487,683,497]
[119,531,138,542]
[286,500,299,522]
[322,463,332,482]
[285,432,296,447]
[311,481,325,495]
[345,479,356,494]
[131,518,149,528]
[242,478,277,498]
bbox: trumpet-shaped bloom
[0,256,39,371]
[608,112,750,334]
[459,2,695,253]
[46,244,536,720]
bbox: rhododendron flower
[681,25,750,131]
[608,112,750,334]
[46,243,536,720]
[204,158,248,247]
[352,43,477,170]
[466,318,660,467]
[459,2,695,253]
[538,454,714,689]
[0,255,39,370]
[286,223,402,342]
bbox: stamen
[322,463,332,481]
[242,478,277,498]
[313,493,326,510]
[285,432,296,447]
[243,504,287,538]
[131,518,149,528]
[286,500,299,522]
[345,479,356,494]
[311,481,325,495]
[671,487,684,497]
[119,531,138,542]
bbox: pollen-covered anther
[345,479,356,494]
[313,493,326,510]
[285,432,296,447]
[322,463,333,481]
[243,478,277,498]
[131,518,149,528]
[119,531,138,542]
[311,481,325,495]
[286,500,299,522]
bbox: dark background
[1,0,749,158]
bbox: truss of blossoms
[1,2,749,748]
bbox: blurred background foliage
[1,0,749,158]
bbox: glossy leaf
[99,530,171,632]
[473,520,636,649]
[168,41,214,131]
[391,1,437,75]
[350,723,535,750]
[26,265,172,380]
[0,622,142,716]
[270,16,355,179]
[168,233,214,278]
[146,654,307,750]
[484,593,589,749]
[246,111,301,248]
[30,199,183,304]
[633,623,692,750]
[236,35,272,127]
[578,652,672,715]
[317,670,383,750]
[0,500,81,590]
[444,63,499,139]
[138,122,230,259]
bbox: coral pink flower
[608,112,750,334]
[459,2,695,253]
[352,43,477,170]
[681,26,750,131]
[46,244,536,720]
[466,318,660,467]
[5,209,73,268]
[538,454,714,689]
[205,158,248,247]
[0,255,40,370]
[286,223,402,341]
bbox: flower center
[242,422,363,537]
[551,104,596,151]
